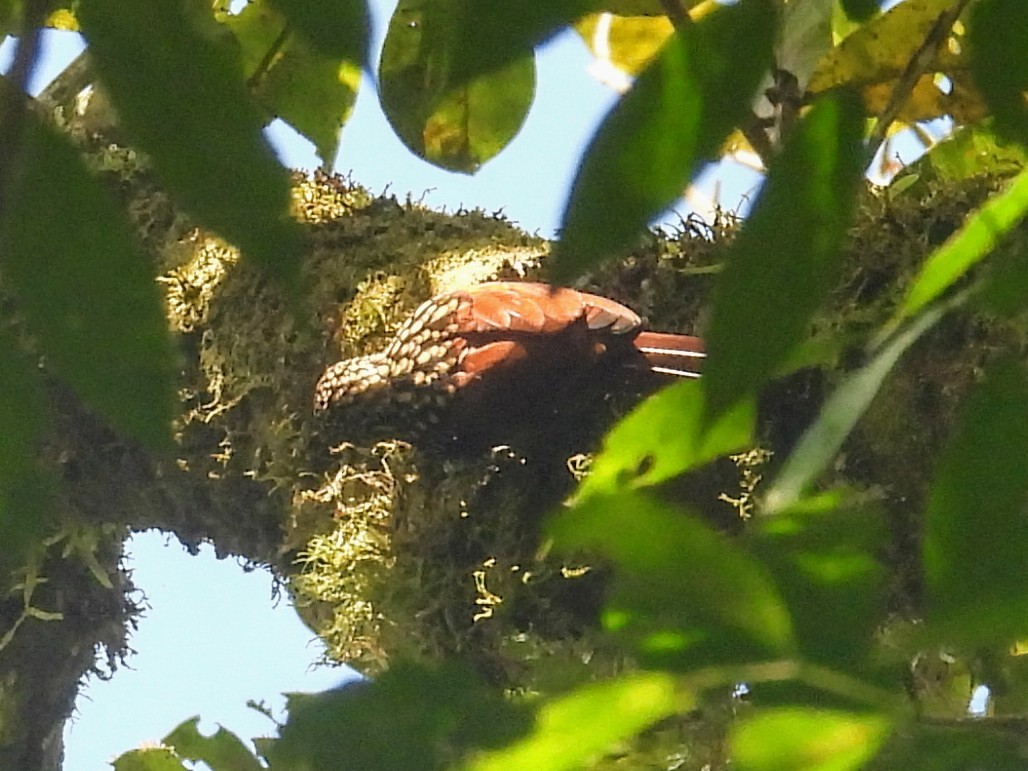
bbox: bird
[314,282,704,433]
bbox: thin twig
[740,113,775,168]
[864,0,972,167]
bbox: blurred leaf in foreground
[923,357,1028,646]
[554,0,775,277]
[79,0,302,284]
[702,90,865,420]
[550,491,794,668]
[0,118,176,450]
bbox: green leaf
[446,0,593,85]
[554,0,776,278]
[896,167,1028,323]
[378,0,536,173]
[923,357,1028,645]
[732,708,891,771]
[270,662,531,770]
[749,494,884,669]
[577,379,755,501]
[765,295,953,511]
[702,91,865,419]
[1,119,175,450]
[906,122,1028,184]
[227,2,361,165]
[0,332,52,567]
[550,492,794,667]
[983,232,1028,315]
[466,673,688,771]
[77,0,302,285]
[969,0,1028,146]
[162,717,263,771]
[112,747,189,771]
[270,0,369,69]
[261,46,361,167]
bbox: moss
[21,152,1026,768]
[242,170,1028,697]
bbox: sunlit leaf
[923,357,1028,645]
[227,2,361,165]
[1,118,175,450]
[575,13,673,76]
[270,662,530,770]
[78,0,302,284]
[749,494,885,669]
[262,50,361,166]
[0,333,52,567]
[554,0,775,277]
[550,492,794,667]
[271,0,369,69]
[808,0,986,126]
[896,167,1028,322]
[378,0,536,173]
[968,0,1028,146]
[732,708,891,771]
[576,379,755,501]
[467,673,687,771]
[765,295,953,511]
[162,717,263,771]
[112,747,189,771]
[809,0,958,92]
[703,91,865,420]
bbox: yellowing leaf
[859,73,987,125]
[807,0,986,125]
[809,0,960,93]
[575,2,721,79]
[576,13,674,76]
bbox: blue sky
[2,4,765,767]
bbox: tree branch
[36,50,93,112]
[864,0,972,168]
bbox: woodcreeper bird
[313,282,705,432]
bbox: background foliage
[2,0,1028,769]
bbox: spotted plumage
[314,282,705,421]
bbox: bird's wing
[455,282,641,336]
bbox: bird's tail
[632,332,705,378]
